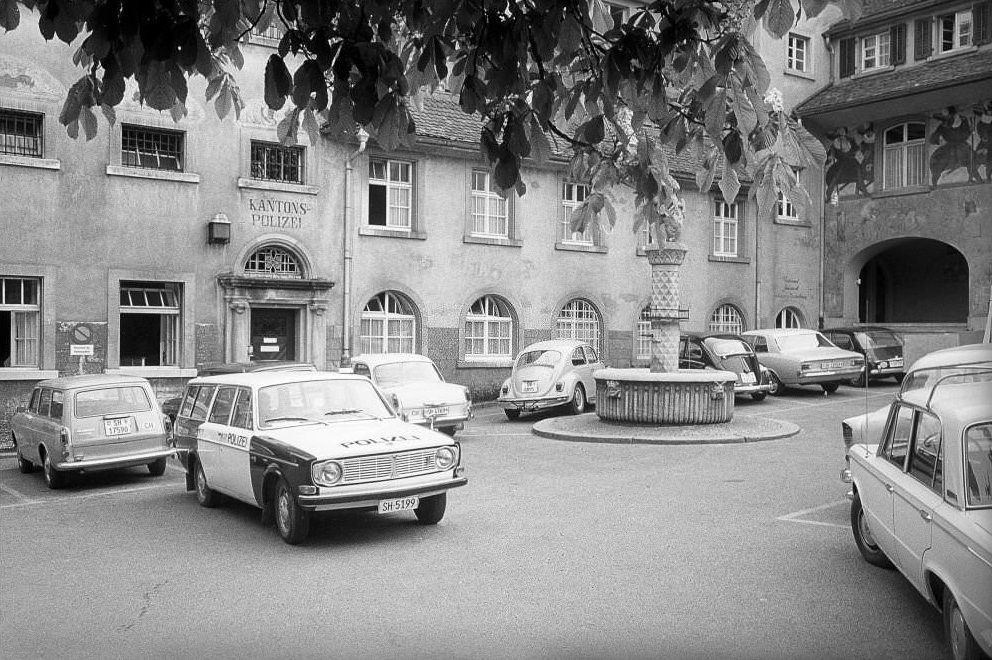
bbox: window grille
[122,125,183,171]
[244,247,303,279]
[251,141,304,183]
[555,299,601,354]
[0,109,43,157]
[471,171,509,238]
[709,305,745,334]
[1,277,41,367]
[360,291,416,354]
[465,296,512,357]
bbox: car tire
[851,492,893,569]
[767,372,784,396]
[894,373,906,384]
[944,589,984,660]
[15,440,33,474]
[569,385,586,415]
[147,457,168,476]
[750,392,767,402]
[504,409,521,421]
[821,382,840,394]
[194,460,219,508]
[415,493,447,525]
[849,372,867,388]
[42,451,67,489]
[274,477,310,545]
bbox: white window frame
[709,304,745,335]
[712,200,740,257]
[861,32,891,71]
[883,122,927,190]
[470,170,509,238]
[635,305,652,362]
[464,296,512,359]
[555,299,602,355]
[360,291,416,354]
[938,9,973,53]
[119,283,181,367]
[787,33,810,73]
[1,277,40,368]
[561,182,594,245]
[775,307,803,329]
[368,157,413,230]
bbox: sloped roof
[826,0,943,34]
[794,48,992,116]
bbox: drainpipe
[342,128,369,366]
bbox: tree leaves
[264,55,293,110]
[0,0,19,31]
[762,0,797,39]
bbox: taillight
[60,427,71,460]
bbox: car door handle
[885,484,894,493]
[919,509,932,522]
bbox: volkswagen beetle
[498,339,604,419]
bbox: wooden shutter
[839,37,856,78]
[914,18,932,60]
[975,2,992,45]
[890,23,907,64]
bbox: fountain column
[647,242,687,373]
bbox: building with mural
[1,7,829,447]
[795,0,992,340]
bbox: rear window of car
[706,338,750,357]
[74,386,152,418]
[858,331,902,348]
[776,332,833,351]
[374,361,441,386]
[517,350,560,367]
[965,422,992,508]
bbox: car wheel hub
[858,511,878,549]
[950,607,966,660]
[277,491,291,530]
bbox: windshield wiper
[263,416,312,424]
[323,409,373,418]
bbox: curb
[531,413,800,445]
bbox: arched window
[360,291,416,354]
[775,307,803,329]
[244,246,303,279]
[883,122,926,189]
[556,299,601,353]
[708,304,745,334]
[465,296,512,358]
[635,305,652,361]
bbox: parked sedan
[680,333,773,401]
[822,325,906,386]
[741,328,864,395]
[10,374,175,489]
[498,339,604,419]
[847,369,992,660]
[350,353,471,437]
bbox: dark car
[821,326,905,386]
[679,333,773,401]
[160,361,316,423]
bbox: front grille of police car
[340,448,442,485]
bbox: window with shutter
[975,1,991,44]
[839,37,855,78]
[915,17,932,60]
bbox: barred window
[471,171,509,238]
[122,125,183,171]
[555,299,601,354]
[1,277,41,367]
[465,295,512,358]
[0,109,43,157]
[361,291,416,354]
[244,246,303,279]
[119,282,180,367]
[561,182,593,245]
[883,122,926,189]
[251,141,304,183]
[709,304,745,334]
[712,200,740,257]
[368,157,412,229]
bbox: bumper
[734,383,772,395]
[498,395,570,412]
[408,414,470,430]
[296,473,468,512]
[866,365,904,378]
[55,448,177,472]
[795,368,863,385]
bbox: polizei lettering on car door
[340,434,420,449]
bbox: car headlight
[435,446,458,469]
[312,460,343,486]
[878,361,888,369]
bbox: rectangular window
[939,10,973,52]
[787,34,810,72]
[122,125,184,171]
[561,182,593,245]
[0,109,43,157]
[250,141,304,183]
[776,168,801,221]
[883,123,927,189]
[1,277,41,368]
[712,201,740,257]
[908,412,942,491]
[965,423,992,507]
[861,32,891,70]
[471,170,509,238]
[119,282,181,367]
[368,157,412,229]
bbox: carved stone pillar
[645,242,687,373]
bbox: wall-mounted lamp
[208,212,231,244]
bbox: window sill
[783,69,815,81]
[853,65,895,78]
[107,367,198,378]
[457,358,514,369]
[0,369,59,381]
[106,165,200,184]
[0,154,61,170]
[237,178,319,195]
[555,241,607,254]
[463,235,523,248]
[359,226,427,240]
[773,217,812,227]
[708,255,751,264]
[929,45,978,62]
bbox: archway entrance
[857,239,968,323]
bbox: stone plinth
[595,368,736,424]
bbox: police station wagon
[172,371,467,544]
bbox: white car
[740,328,864,395]
[497,339,605,419]
[847,369,992,660]
[349,353,472,437]
[841,343,992,485]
